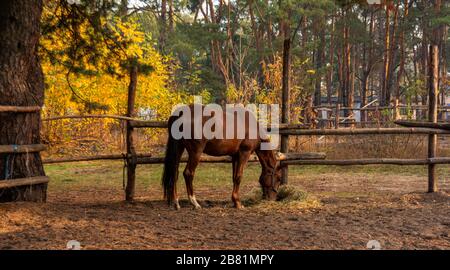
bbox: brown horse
[162,104,281,209]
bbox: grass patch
[44,161,449,192]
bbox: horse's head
[259,162,282,201]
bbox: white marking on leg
[174,198,181,210]
[189,195,201,209]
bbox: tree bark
[249,0,265,87]
[326,14,335,105]
[386,2,400,107]
[266,0,273,62]
[314,25,325,106]
[439,25,447,107]
[280,14,291,185]
[206,0,229,90]
[428,0,441,192]
[159,0,167,52]
[361,8,375,125]
[420,0,429,106]
[342,10,351,121]
[381,3,391,106]
[125,64,138,201]
[168,0,174,32]
[395,0,408,104]
[0,0,46,202]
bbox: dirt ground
[0,164,449,250]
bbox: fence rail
[135,152,326,165]
[313,104,450,111]
[36,113,450,200]
[280,127,450,136]
[0,176,50,189]
[0,105,41,113]
[0,144,46,154]
[283,158,450,166]
[395,120,450,131]
[43,153,152,164]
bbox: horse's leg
[183,150,202,209]
[173,183,180,210]
[173,144,185,210]
[231,154,237,182]
[232,150,251,209]
[231,154,240,208]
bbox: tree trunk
[395,0,408,105]
[413,46,419,105]
[439,25,447,107]
[249,0,264,87]
[206,0,229,90]
[168,0,174,32]
[361,8,375,126]
[386,2,399,106]
[301,16,308,52]
[0,0,46,202]
[266,0,273,60]
[159,0,167,52]
[349,45,356,124]
[326,14,335,105]
[226,1,236,88]
[282,23,291,121]
[428,0,441,192]
[119,0,128,16]
[125,64,138,201]
[342,11,351,121]
[314,26,325,106]
[420,0,429,106]
[381,3,391,106]
[337,24,343,105]
[280,15,291,185]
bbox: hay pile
[276,185,309,202]
[243,185,314,208]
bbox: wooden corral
[2,106,449,201]
[122,118,450,201]
[36,112,450,201]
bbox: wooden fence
[1,106,449,202]
[0,105,50,191]
[121,118,450,200]
[313,103,450,128]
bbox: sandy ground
[0,171,449,250]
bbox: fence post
[335,103,340,129]
[280,37,290,185]
[125,65,138,201]
[334,103,340,144]
[428,42,439,193]
[394,99,400,120]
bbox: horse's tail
[162,115,184,205]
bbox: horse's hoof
[170,201,181,210]
[193,205,202,210]
[234,202,244,209]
